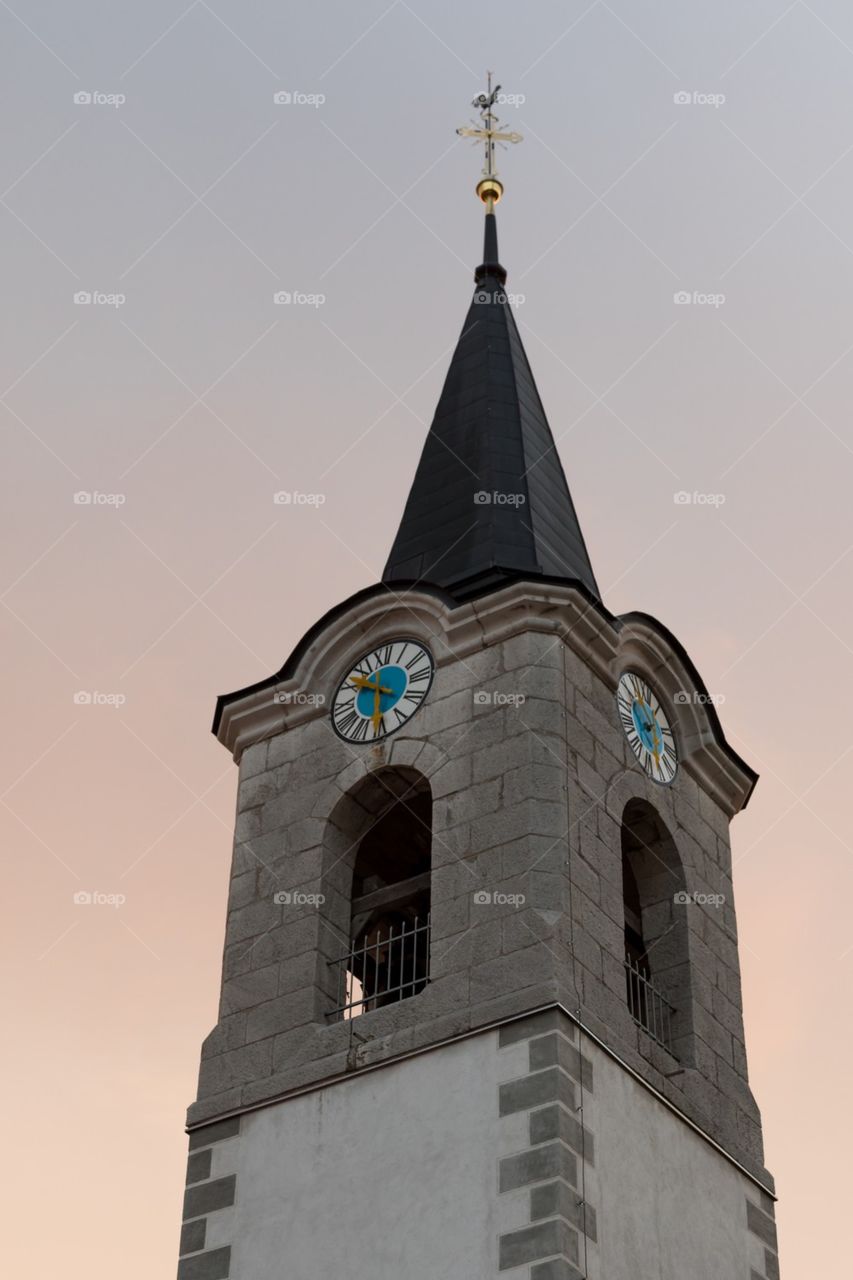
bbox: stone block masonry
[746,1193,781,1279]
[177,1116,239,1280]
[497,1010,596,1278]
[193,589,773,1194]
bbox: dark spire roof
[382,211,600,603]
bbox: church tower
[176,85,780,1280]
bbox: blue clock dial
[354,663,408,719]
[617,672,677,785]
[332,639,434,743]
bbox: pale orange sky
[3,2,852,1276]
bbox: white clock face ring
[617,671,677,785]
[331,638,434,743]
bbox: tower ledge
[213,578,756,818]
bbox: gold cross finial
[456,72,523,211]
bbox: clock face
[617,672,677,785]
[331,639,434,743]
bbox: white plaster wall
[585,1038,764,1280]
[206,1024,768,1279]
[222,1031,520,1280]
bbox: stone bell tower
[176,84,781,1280]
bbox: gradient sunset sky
[3,2,852,1275]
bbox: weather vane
[456,72,523,212]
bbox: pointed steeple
[382,84,599,603]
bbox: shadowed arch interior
[620,798,692,1058]
[320,766,432,1018]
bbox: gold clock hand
[371,681,383,734]
[348,671,391,734]
[349,673,393,695]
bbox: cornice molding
[214,581,756,815]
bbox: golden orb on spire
[476,177,503,206]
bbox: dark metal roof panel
[382,215,600,601]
